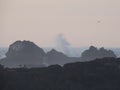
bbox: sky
[0,0,120,47]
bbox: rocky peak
[46,49,68,65]
[47,49,67,57]
[10,41,24,51]
[1,40,46,68]
[89,46,97,51]
[81,46,117,61]
[48,49,58,54]
[6,40,45,58]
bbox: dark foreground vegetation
[0,57,120,90]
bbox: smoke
[55,34,86,57]
[55,34,71,55]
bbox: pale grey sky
[1,0,120,47]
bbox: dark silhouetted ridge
[0,58,120,90]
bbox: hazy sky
[1,0,120,47]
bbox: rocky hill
[46,49,70,65]
[0,40,46,68]
[80,46,116,61]
[0,41,117,68]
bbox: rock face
[1,40,46,68]
[0,41,117,67]
[6,40,45,58]
[80,46,117,61]
[46,49,70,65]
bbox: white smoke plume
[55,34,71,55]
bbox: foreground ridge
[0,57,120,90]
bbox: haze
[1,0,120,47]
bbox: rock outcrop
[0,40,46,68]
[46,49,70,65]
[0,41,117,67]
[80,46,117,61]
